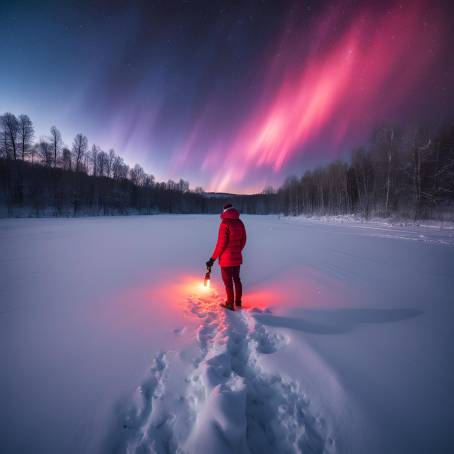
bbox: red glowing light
[201,1,443,192]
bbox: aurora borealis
[1,0,453,193]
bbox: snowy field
[1,215,454,453]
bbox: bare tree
[352,147,374,218]
[144,174,155,187]
[434,124,454,206]
[89,144,100,176]
[1,113,19,160]
[130,164,146,186]
[111,155,123,180]
[178,179,190,192]
[0,128,9,159]
[112,155,129,180]
[18,115,34,160]
[410,128,433,219]
[384,128,395,215]
[30,143,39,164]
[369,126,401,216]
[50,126,62,168]
[282,176,300,215]
[62,147,72,170]
[97,150,108,177]
[71,134,88,172]
[38,140,53,167]
[120,163,130,179]
[106,149,116,177]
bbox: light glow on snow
[2,216,453,452]
[180,276,216,295]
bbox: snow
[293,214,454,245]
[1,215,454,453]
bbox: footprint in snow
[114,288,334,454]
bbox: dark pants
[221,266,242,305]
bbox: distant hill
[202,192,240,199]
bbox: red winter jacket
[211,208,247,267]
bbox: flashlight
[204,263,212,287]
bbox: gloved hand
[206,258,214,268]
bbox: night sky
[1,0,453,193]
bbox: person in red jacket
[206,203,247,311]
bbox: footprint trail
[115,287,335,453]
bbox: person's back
[207,204,247,310]
[215,207,246,266]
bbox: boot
[220,301,235,311]
[235,300,242,308]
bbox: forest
[1,112,453,219]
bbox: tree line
[276,124,454,220]
[1,111,453,219]
[0,112,272,215]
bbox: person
[206,203,247,311]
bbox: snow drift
[1,215,453,453]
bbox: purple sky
[1,0,453,192]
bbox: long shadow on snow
[253,308,422,335]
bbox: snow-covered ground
[1,215,454,453]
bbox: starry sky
[1,0,453,193]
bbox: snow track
[4,216,453,453]
[116,289,334,454]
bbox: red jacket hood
[220,207,240,220]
